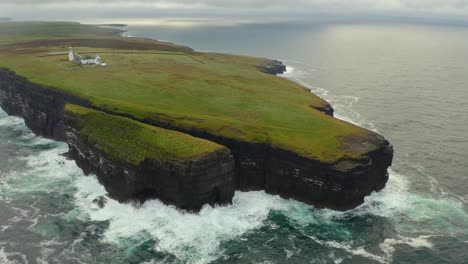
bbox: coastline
[0,23,393,212]
[2,21,468,264]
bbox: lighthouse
[68,47,74,62]
[66,47,105,66]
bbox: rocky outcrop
[0,67,393,211]
[258,59,287,75]
[311,103,334,116]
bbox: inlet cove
[0,22,393,211]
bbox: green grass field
[0,22,380,163]
[65,104,224,165]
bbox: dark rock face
[258,59,287,75]
[0,68,393,211]
[0,68,91,141]
[135,125,392,211]
[311,103,335,116]
[266,140,393,210]
[65,123,235,211]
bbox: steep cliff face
[0,68,90,140]
[65,123,235,211]
[0,68,393,211]
[266,139,392,210]
[0,68,235,211]
[130,123,392,211]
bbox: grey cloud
[400,0,468,9]
[4,0,468,10]
[2,0,468,25]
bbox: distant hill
[0,17,12,22]
[94,24,128,27]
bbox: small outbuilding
[81,55,102,65]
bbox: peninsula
[0,22,393,211]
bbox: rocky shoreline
[0,64,393,211]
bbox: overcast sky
[1,0,468,26]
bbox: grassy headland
[0,22,379,163]
[65,104,224,165]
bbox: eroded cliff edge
[0,67,393,211]
[0,69,235,211]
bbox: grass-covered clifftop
[0,21,381,163]
[65,104,225,166]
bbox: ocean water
[1,23,467,263]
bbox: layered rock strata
[66,119,235,211]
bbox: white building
[68,47,75,62]
[80,56,102,65]
[68,47,105,66]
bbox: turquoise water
[1,23,467,263]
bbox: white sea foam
[72,174,294,264]
[61,151,466,264]
[68,166,442,264]
[379,235,434,258]
[283,65,295,76]
[0,247,28,264]
[0,115,25,129]
[284,249,294,259]
[0,144,82,205]
[461,195,468,204]
[357,169,411,217]
[35,239,71,264]
[307,234,433,264]
[0,248,15,264]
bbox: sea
[0,22,467,264]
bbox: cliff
[136,112,393,210]
[65,105,235,211]
[0,68,393,211]
[0,69,235,211]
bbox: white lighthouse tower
[68,47,75,62]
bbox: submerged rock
[92,195,108,209]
